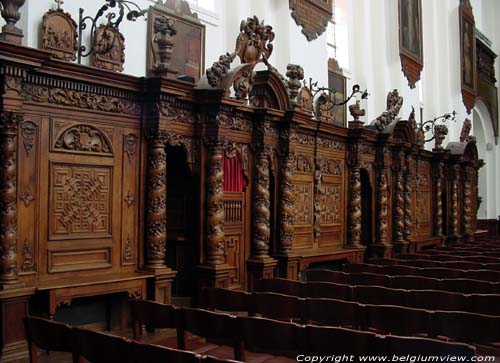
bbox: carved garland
[450,164,460,237]
[393,151,405,244]
[462,166,472,236]
[21,121,37,158]
[403,154,413,243]
[376,172,389,244]
[125,134,137,162]
[434,162,444,236]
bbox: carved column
[448,163,461,243]
[275,152,299,279]
[247,146,278,290]
[145,134,168,270]
[371,145,392,259]
[403,152,413,250]
[462,165,473,242]
[392,150,407,254]
[0,112,20,286]
[433,161,444,237]
[205,142,225,265]
[348,162,362,247]
[252,148,271,258]
[278,153,295,254]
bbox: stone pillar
[462,166,473,242]
[348,162,362,247]
[0,112,20,287]
[144,133,176,303]
[392,150,408,254]
[403,153,413,251]
[448,163,462,243]
[145,134,168,270]
[205,142,225,265]
[434,161,444,238]
[247,147,277,290]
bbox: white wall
[10,0,500,218]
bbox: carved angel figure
[152,16,177,72]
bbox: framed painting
[327,58,346,127]
[146,0,205,82]
[398,0,423,88]
[459,0,477,113]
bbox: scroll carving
[349,164,362,246]
[0,112,21,284]
[373,89,404,131]
[206,142,225,264]
[252,149,271,258]
[279,153,295,254]
[55,124,113,154]
[145,135,168,269]
[123,235,134,264]
[22,83,141,116]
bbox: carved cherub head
[154,16,176,36]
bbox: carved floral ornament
[54,124,113,154]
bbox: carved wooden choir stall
[0,6,482,363]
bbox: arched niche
[384,119,416,146]
[250,70,292,111]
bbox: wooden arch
[384,119,416,146]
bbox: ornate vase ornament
[0,0,26,44]
[152,15,177,73]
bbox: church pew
[307,269,499,295]
[255,279,500,316]
[400,253,500,263]
[73,327,133,363]
[200,288,493,354]
[371,257,500,271]
[24,316,78,363]
[423,249,500,258]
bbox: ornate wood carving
[125,134,137,162]
[403,153,413,243]
[317,138,346,151]
[92,25,125,72]
[286,64,304,106]
[0,112,21,284]
[50,164,111,237]
[462,166,473,236]
[19,187,34,207]
[145,134,168,269]
[289,0,333,41]
[21,238,34,272]
[434,161,444,237]
[22,83,141,116]
[376,171,389,244]
[279,153,295,254]
[348,163,361,246]
[313,161,323,242]
[217,112,253,132]
[158,96,195,124]
[372,89,404,131]
[297,81,313,112]
[460,118,472,142]
[319,184,341,224]
[294,182,312,224]
[123,235,134,264]
[151,16,176,74]
[41,8,78,61]
[252,148,271,259]
[206,142,225,265]
[124,191,135,206]
[54,124,113,154]
[20,120,36,158]
[449,163,461,237]
[392,151,405,244]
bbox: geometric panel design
[320,184,342,224]
[50,164,112,238]
[294,182,313,225]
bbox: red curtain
[223,155,246,192]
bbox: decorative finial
[55,0,64,10]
